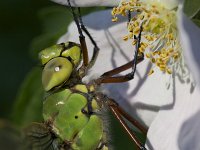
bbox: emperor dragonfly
[24,1,147,150]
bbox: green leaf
[29,6,72,59]
[194,9,200,20]
[30,32,63,59]
[192,19,200,27]
[38,6,71,34]
[29,6,107,59]
[109,112,146,150]
[11,67,44,127]
[184,0,200,18]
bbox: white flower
[111,0,186,77]
[53,0,200,149]
[147,4,200,150]
[52,0,120,7]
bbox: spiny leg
[112,101,147,135]
[106,98,147,150]
[132,25,143,78]
[128,10,131,23]
[67,0,89,67]
[100,54,144,77]
[100,11,142,78]
[106,97,147,135]
[77,8,100,69]
[95,25,143,84]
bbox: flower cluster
[112,0,182,75]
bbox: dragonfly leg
[128,10,131,23]
[111,100,147,135]
[77,8,100,69]
[68,1,100,77]
[106,98,147,150]
[95,25,144,84]
[100,54,144,78]
[68,0,89,68]
[106,98,147,134]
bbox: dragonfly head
[39,42,81,91]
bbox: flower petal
[142,0,179,9]
[51,0,119,7]
[146,74,200,150]
[160,0,179,9]
[58,9,174,127]
[178,5,200,87]
[146,6,200,150]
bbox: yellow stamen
[123,35,129,41]
[111,0,182,75]
[148,69,154,75]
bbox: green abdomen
[43,85,107,150]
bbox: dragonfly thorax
[43,84,107,149]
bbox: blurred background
[0,0,51,119]
[0,0,145,149]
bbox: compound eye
[42,57,73,91]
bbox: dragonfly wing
[23,122,58,150]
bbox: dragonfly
[24,1,148,150]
